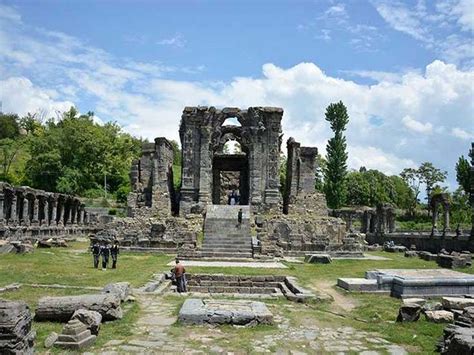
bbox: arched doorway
[211,129,250,205]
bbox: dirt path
[311,280,359,312]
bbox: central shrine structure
[125,106,356,258]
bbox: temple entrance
[212,153,249,205]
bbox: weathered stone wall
[0,182,99,240]
[128,137,175,218]
[106,214,202,251]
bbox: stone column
[284,138,300,209]
[57,199,64,226]
[10,193,18,223]
[71,202,77,225]
[198,127,212,205]
[65,201,72,226]
[443,203,450,234]
[0,189,4,225]
[50,197,57,226]
[263,110,283,207]
[31,195,39,225]
[22,197,30,226]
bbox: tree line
[0,108,142,202]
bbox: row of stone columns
[0,183,90,227]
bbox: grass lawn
[0,242,468,353]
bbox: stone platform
[338,269,474,298]
[178,299,273,326]
[166,260,287,268]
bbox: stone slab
[178,298,273,325]
[167,260,287,268]
[337,278,379,292]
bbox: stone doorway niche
[212,136,250,205]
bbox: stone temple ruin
[121,106,355,258]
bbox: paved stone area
[98,292,408,354]
[167,260,288,268]
[368,268,474,279]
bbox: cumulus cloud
[402,115,433,134]
[451,127,473,139]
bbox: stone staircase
[199,205,253,259]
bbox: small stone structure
[178,299,273,326]
[54,319,96,350]
[169,273,316,303]
[337,269,474,298]
[0,299,36,354]
[0,182,99,241]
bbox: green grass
[1,242,468,353]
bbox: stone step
[188,285,278,294]
[201,243,251,249]
[199,251,253,258]
[188,280,282,288]
[203,238,250,243]
[200,247,252,253]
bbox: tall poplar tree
[324,101,349,209]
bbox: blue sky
[0,0,473,190]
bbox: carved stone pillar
[42,198,49,226]
[198,127,212,204]
[57,199,64,226]
[32,195,39,225]
[50,197,57,226]
[432,202,438,231]
[0,190,4,225]
[10,193,18,223]
[22,197,30,226]
[443,203,450,234]
[264,112,282,207]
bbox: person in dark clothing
[110,241,119,269]
[100,243,110,270]
[174,259,187,293]
[237,208,243,228]
[91,241,100,269]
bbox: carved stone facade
[0,182,98,240]
[178,106,283,215]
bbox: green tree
[400,167,421,215]
[170,140,182,167]
[19,113,43,136]
[456,155,471,194]
[324,101,349,209]
[315,154,325,192]
[0,138,24,182]
[418,162,447,210]
[0,113,20,139]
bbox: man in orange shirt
[174,259,187,292]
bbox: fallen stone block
[442,297,474,311]
[0,299,36,354]
[403,298,426,306]
[425,310,454,323]
[438,325,474,354]
[102,282,131,302]
[44,332,58,348]
[35,294,122,322]
[337,278,378,292]
[71,309,102,335]
[404,250,417,258]
[396,303,421,322]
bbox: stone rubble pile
[0,240,34,254]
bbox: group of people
[227,189,240,205]
[91,240,119,270]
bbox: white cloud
[451,127,474,139]
[373,0,474,66]
[0,76,74,117]
[156,33,186,48]
[401,115,433,134]
[349,146,416,175]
